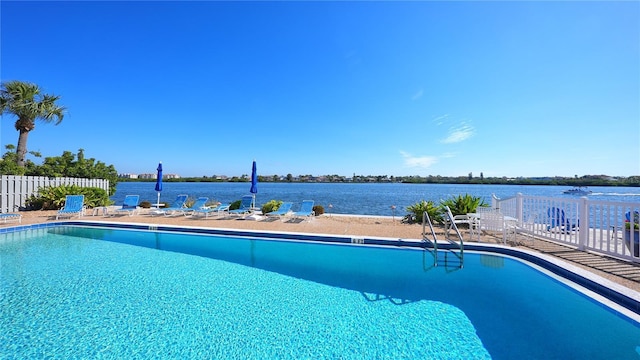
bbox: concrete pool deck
[8,209,640,293]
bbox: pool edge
[5,220,640,317]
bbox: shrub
[139,201,152,209]
[626,211,640,231]
[405,200,442,224]
[24,184,111,210]
[229,200,242,210]
[313,205,324,216]
[440,194,487,216]
[261,200,283,214]
[184,197,195,208]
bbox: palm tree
[0,81,66,167]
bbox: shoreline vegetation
[120,174,640,187]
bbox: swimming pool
[1,223,639,359]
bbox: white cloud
[432,114,449,126]
[411,89,424,101]
[441,123,474,144]
[400,151,438,169]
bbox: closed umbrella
[155,162,163,208]
[250,160,258,209]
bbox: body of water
[111,183,640,217]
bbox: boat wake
[592,192,640,197]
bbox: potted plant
[623,210,639,257]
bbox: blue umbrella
[155,162,163,208]
[250,160,258,208]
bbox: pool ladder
[422,211,464,268]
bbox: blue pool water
[2,226,640,359]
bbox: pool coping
[4,219,640,318]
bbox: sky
[1,1,638,178]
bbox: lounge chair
[264,202,293,221]
[56,195,85,220]
[113,195,140,216]
[150,194,188,216]
[479,211,516,244]
[174,197,209,217]
[444,206,467,241]
[547,207,578,232]
[291,200,315,222]
[192,203,231,218]
[467,207,499,240]
[0,213,21,224]
[228,195,254,216]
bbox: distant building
[138,173,157,179]
[165,174,181,179]
[118,173,138,179]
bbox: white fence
[493,193,640,263]
[0,175,109,213]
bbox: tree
[0,81,66,167]
[0,144,40,175]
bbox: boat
[563,186,592,195]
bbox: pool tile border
[5,221,640,317]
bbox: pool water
[1,226,639,359]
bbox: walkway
[511,234,640,292]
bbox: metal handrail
[422,211,438,267]
[443,206,465,268]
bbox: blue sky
[1,1,638,178]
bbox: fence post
[578,196,589,251]
[516,193,523,224]
[492,194,499,210]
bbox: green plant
[24,184,111,210]
[439,194,487,216]
[229,200,242,210]
[0,81,66,168]
[184,197,195,208]
[261,200,283,214]
[313,205,324,216]
[139,201,152,209]
[405,200,442,224]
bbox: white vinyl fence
[493,193,640,263]
[0,175,109,213]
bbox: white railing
[0,175,109,213]
[494,193,640,263]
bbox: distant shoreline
[117,177,640,187]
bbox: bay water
[112,183,640,217]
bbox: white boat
[563,186,592,195]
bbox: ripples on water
[112,183,640,217]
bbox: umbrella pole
[157,192,161,209]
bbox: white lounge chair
[445,212,472,240]
[479,211,516,244]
